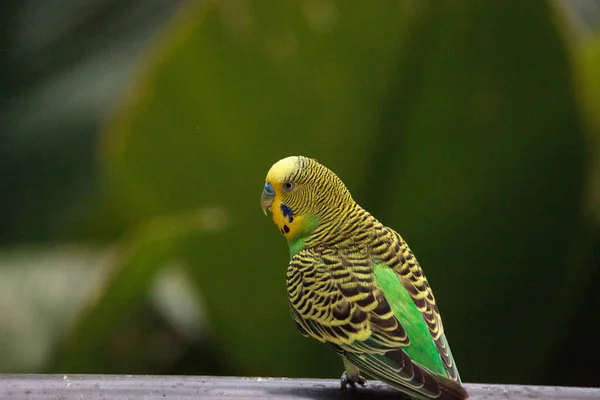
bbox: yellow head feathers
[261,156,354,245]
[265,156,303,184]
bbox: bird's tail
[436,375,469,400]
[347,350,469,399]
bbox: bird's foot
[340,371,367,391]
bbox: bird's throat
[281,215,320,256]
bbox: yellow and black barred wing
[286,247,467,399]
[287,247,407,350]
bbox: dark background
[1,0,600,388]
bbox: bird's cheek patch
[275,208,293,236]
[280,204,296,224]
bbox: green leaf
[366,1,588,383]
[66,0,591,383]
[55,208,226,372]
[96,0,416,378]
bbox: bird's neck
[289,204,371,256]
[286,214,320,256]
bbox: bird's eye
[283,181,295,191]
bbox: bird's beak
[261,182,275,215]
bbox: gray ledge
[0,374,598,400]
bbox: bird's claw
[340,371,367,391]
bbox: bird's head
[261,156,353,247]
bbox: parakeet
[261,156,468,400]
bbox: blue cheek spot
[280,204,295,223]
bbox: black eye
[283,181,295,191]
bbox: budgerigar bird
[261,156,468,400]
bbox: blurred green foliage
[2,0,600,387]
